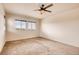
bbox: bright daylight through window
[15,20,36,30]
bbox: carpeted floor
[1,37,79,55]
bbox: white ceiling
[3,3,79,19]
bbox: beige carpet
[1,37,79,55]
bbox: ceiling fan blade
[34,9,41,11]
[44,10,52,12]
[44,4,53,9]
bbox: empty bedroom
[0,3,79,55]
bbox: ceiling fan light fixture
[40,10,45,14]
[34,3,53,15]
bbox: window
[21,21,26,29]
[15,20,36,30]
[31,22,36,30]
[27,22,32,30]
[15,20,22,29]
[27,21,36,30]
[15,20,26,30]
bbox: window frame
[15,20,27,30]
[15,19,36,31]
[27,21,36,30]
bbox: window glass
[27,22,32,30]
[15,20,36,30]
[31,22,36,30]
[15,21,21,29]
[21,21,26,29]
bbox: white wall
[0,4,5,52]
[6,13,40,41]
[40,8,79,47]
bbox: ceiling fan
[34,4,53,14]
